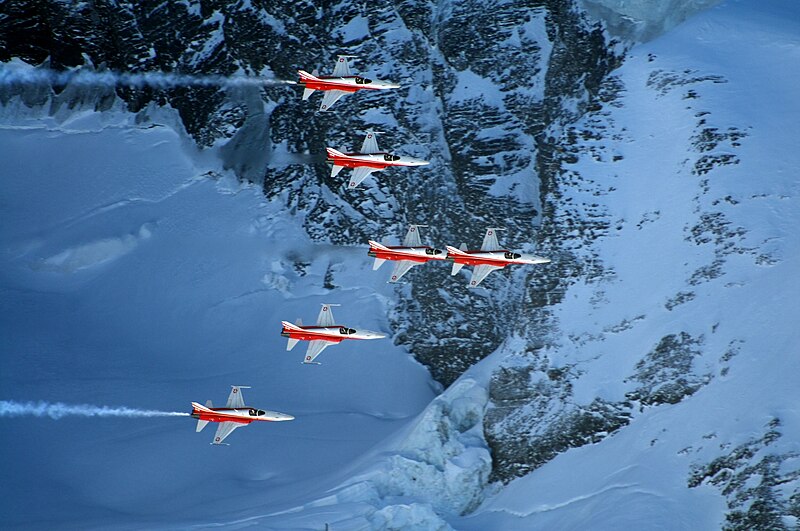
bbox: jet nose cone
[282,414,295,421]
[382,82,401,89]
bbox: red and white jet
[190,386,294,445]
[446,228,550,288]
[368,224,447,283]
[326,131,430,189]
[298,55,400,111]
[281,303,386,364]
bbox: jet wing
[332,56,352,77]
[402,225,422,247]
[304,340,337,364]
[348,167,377,188]
[468,264,505,288]
[212,421,243,445]
[226,386,249,409]
[480,228,503,251]
[360,132,380,154]
[388,260,417,283]
[316,304,337,327]
[320,90,348,111]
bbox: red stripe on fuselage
[281,327,347,342]
[327,154,389,170]
[369,247,433,264]
[297,77,385,92]
[192,409,253,424]
[448,252,514,267]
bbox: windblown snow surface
[1,0,799,529]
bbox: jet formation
[185,55,550,445]
[368,226,550,287]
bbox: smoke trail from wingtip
[0,400,189,419]
[0,65,296,90]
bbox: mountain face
[3,0,799,528]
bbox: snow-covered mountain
[1,0,799,529]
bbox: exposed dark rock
[689,419,800,531]
[626,332,709,406]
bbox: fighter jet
[446,228,550,288]
[281,304,386,364]
[326,131,429,189]
[368,225,447,283]
[298,55,400,111]
[190,386,294,445]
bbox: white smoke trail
[0,65,296,90]
[0,400,189,419]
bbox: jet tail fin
[326,147,346,159]
[282,321,303,351]
[368,240,391,252]
[373,258,386,270]
[331,165,344,178]
[459,243,467,252]
[298,70,319,81]
[451,262,465,275]
[302,87,316,100]
[445,245,468,256]
[194,399,213,432]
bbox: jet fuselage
[280,323,385,343]
[368,245,447,264]
[190,403,294,424]
[297,74,400,93]
[326,151,430,170]
[446,249,551,268]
